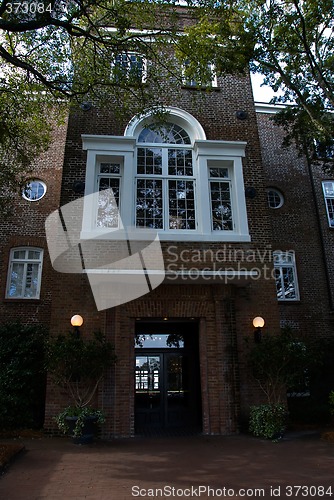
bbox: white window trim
[273,250,300,302]
[96,160,122,229]
[6,247,44,299]
[22,179,47,202]
[125,107,207,142]
[322,181,334,228]
[81,112,250,242]
[267,188,284,209]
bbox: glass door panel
[135,355,162,428]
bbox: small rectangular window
[182,60,217,88]
[273,251,299,301]
[112,52,146,84]
[322,181,334,227]
[6,247,43,299]
[97,163,121,228]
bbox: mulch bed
[0,429,44,474]
[0,443,25,472]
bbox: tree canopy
[1,0,333,209]
[0,0,182,210]
[182,0,334,162]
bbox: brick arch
[103,284,239,438]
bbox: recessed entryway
[134,320,202,435]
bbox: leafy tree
[46,330,116,408]
[0,0,183,209]
[180,0,334,163]
[247,328,320,405]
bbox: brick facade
[2,49,333,438]
[257,110,334,338]
[0,120,67,327]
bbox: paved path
[0,432,333,499]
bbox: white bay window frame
[82,116,249,242]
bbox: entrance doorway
[134,321,201,434]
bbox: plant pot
[65,415,99,444]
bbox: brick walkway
[0,431,333,499]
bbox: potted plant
[46,330,115,443]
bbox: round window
[22,180,47,202]
[267,189,284,209]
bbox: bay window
[82,107,250,242]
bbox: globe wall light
[252,316,265,343]
[71,314,84,337]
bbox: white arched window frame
[81,107,250,242]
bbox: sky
[251,73,276,103]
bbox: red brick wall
[0,120,68,327]
[257,111,334,339]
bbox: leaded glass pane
[100,163,120,174]
[274,251,298,301]
[28,250,41,260]
[136,179,163,229]
[138,123,191,144]
[273,251,294,264]
[323,181,334,197]
[274,268,283,300]
[24,263,39,298]
[9,263,24,297]
[326,199,334,227]
[113,53,144,82]
[267,189,283,209]
[209,167,229,178]
[283,267,296,299]
[13,250,26,260]
[168,149,193,176]
[97,177,120,228]
[210,181,233,230]
[168,180,196,230]
[137,148,162,175]
[22,180,46,201]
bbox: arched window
[135,122,195,230]
[138,123,191,144]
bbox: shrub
[0,322,47,429]
[249,404,287,440]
